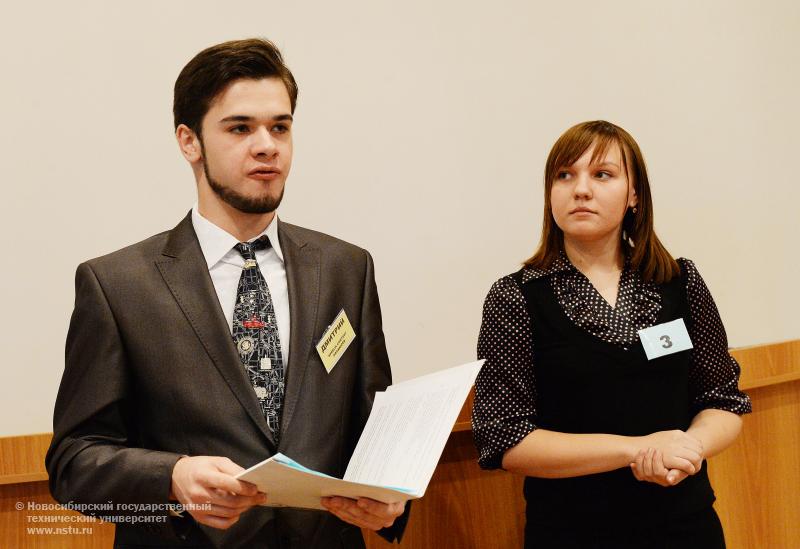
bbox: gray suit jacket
[46,213,404,548]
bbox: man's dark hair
[173,38,298,136]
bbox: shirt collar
[521,249,632,283]
[521,250,574,283]
[191,204,285,269]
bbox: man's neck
[197,194,276,242]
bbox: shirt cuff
[474,416,537,470]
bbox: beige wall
[1,0,798,436]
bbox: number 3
[660,335,673,349]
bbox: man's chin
[205,170,285,216]
[213,188,284,215]
[225,198,281,215]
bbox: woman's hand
[630,430,704,487]
[630,448,687,486]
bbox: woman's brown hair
[524,120,679,284]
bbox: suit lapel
[277,220,321,442]
[154,213,275,447]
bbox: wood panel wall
[2,340,797,548]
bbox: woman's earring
[632,206,638,214]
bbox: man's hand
[170,456,266,530]
[321,497,404,531]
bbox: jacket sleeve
[350,250,392,449]
[352,250,410,543]
[45,262,183,534]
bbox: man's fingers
[322,499,371,529]
[195,513,240,530]
[211,456,246,476]
[234,480,260,497]
[202,470,257,496]
[211,458,260,495]
[202,493,266,516]
[355,498,404,518]
[322,497,386,530]
[201,457,257,496]
[184,487,264,513]
[203,504,244,519]
[214,490,267,509]
[172,456,265,531]
[356,498,403,527]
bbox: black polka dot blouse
[472,253,753,470]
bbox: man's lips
[248,167,281,180]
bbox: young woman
[472,121,751,548]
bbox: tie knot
[234,236,271,260]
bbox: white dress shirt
[191,206,291,365]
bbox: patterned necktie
[232,236,285,441]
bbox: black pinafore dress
[513,268,725,548]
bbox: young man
[46,39,407,548]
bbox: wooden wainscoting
[2,340,798,548]
[364,339,800,549]
[0,434,115,547]
[706,340,800,549]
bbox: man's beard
[202,150,284,215]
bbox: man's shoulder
[279,221,370,260]
[82,229,172,275]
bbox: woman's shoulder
[487,263,555,294]
[674,257,703,286]
[482,270,533,313]
[480,272,533,328]
[485,271,523,300]
[676,257,697,272]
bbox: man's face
[198,77,293,214]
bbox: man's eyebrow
[218,114,294,123]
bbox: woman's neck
[564,235,626,308]
[563,234,624,275]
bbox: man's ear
[176,124,202,163]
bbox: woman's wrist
[619,434,643,464]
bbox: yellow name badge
[315,309,356,373]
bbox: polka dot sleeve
[680,258,752,416]
[472,275,538,470]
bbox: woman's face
[550,141,637,245]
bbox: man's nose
[250,127,277,157]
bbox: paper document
[237,360,484,510]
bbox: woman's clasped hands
[630,430,705,487]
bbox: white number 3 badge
[638,319,693,360]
